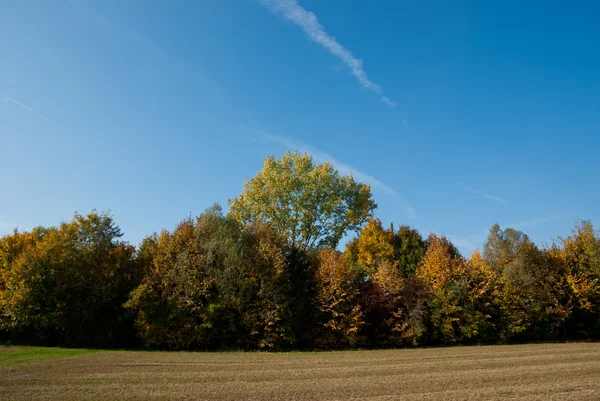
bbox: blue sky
[1,0,599,254]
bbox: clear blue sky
[1,0,599,254]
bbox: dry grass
[1,343,599,400]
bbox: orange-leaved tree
[314,249,365,348]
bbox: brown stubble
[1,343,600,400]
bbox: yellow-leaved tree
[228,150,376,250]
[345,218,395,274]
[314,249,365,348]
[416,235,507,344]
[557,221,600,337]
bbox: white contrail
[509,214,562,230]
[0,92,53,123]
[261,0,396,107]
[262,131,418,219]
[460,183,507,205]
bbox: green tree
[127,205,317,351]
[345,218,427,277]
[228,150,376,250]
[501,240,571,341]
[483,223,529,271]
[237,220,297,349]
[125,206,247,350]
[392,225,428,277]
[238,220,319,350]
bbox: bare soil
[1,343,600,400]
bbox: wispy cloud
[260,131,417,219]
[71,0,168,58]
[0,92,54,124]
[448,213,564,254]
[509,214,562,230]
[447,234,485,254]
[170,112,416,217]
[260,0,396,108]
[71,0,222,91]
[460,183,506,205]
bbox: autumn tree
[416,234,463,343]
[125,206,248,350]
[228,151,376,250]
[127,205,318,350]
[0,229,42,343]
[0,212,141,347]
[344,218,428,345]
[367,260,427,346]
[345,218,395,274]
[557,221,600,338]
[345,218,427,277]
[237,220,300,349]
[314,249,365,348]
[4,201,599,350]
[465,251,516,343]
[416,235,507,344]
[416,234,461,291]
[501,240,572,341]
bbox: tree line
[1,151,599,350]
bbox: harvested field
[1,343,599,400]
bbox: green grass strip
[0,346,99,367]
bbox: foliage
[0,212,141,347]
[416,235,508,344]
[501,240,572,341]
[228,150,376,250]
[314,249,365,348]
[483,223,529,272]
[237,220,297,349]
[345,218,395,274]
[556,221,600,337]
[367,261,427,346]
[345,218,427,277]
[125,206,317,350]
[1,151,600,350]
[393,225,428,276]
[125,206,248,350]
